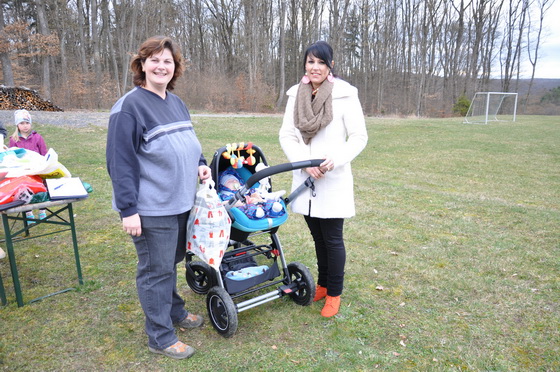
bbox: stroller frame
[185,143,322,337]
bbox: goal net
[464,92,518,124]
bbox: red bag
[0,175,47,205]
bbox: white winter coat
[279,78,368,218]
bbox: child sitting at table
[9,109,48,221]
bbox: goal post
[464,92,518,124]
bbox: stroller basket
[220,243,281,295]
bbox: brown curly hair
[130,36,184,91]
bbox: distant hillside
[485,78,560,115]
[489,78,560,96]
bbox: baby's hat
[14,109,32,125]
[220,174,239,188]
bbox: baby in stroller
[218,166,285,220]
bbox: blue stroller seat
[219,166,288,233]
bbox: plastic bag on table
[0,175,47,205]
[30,191,50,204]
[0,148,71,178]
[186,180,231,270]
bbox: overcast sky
[520,0,560,79]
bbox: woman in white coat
[279,41,368,317]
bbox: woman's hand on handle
[306,157,334,179]
[320,157,334,172]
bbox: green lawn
[1,115,558,371]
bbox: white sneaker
[0,247,5,259]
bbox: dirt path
[0,110,111,128]
[0,110,281,128]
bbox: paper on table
[46,177,88,200]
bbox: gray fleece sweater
[106,87,206,217]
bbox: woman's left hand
[305,157,334,179]
[305,167,325,179]
[319,157,334,173]
[198,165,212,181]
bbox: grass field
[0,115,558,371]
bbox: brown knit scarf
[293,80,334,144]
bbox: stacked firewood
[0,86,63,111]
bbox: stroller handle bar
[245,159,324,189]
[226,159,324,207]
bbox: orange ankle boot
[313,285,327,302]
[321,295,341,317]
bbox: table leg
[0,269,6,305]
[67,203,84,285]
[2,214,24,307]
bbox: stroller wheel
[206,286,238,338]
[186,261,216,295]
[287,262,316,306]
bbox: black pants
[304,216,345,297]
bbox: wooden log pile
[0,86,63,111]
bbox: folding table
[0,198,85,307]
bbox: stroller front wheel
[206,286,238,338]
[287,262,316,306]
[186,261,216,295]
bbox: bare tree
[76,0,89,75]
[91,0,102,103]
[0,0,553,115]
[205,0,242,74]
[0,2,14,86]
[478,1,504,88]
[35,0,51,98]
[112,0,139,94]
[242,0,257,90]
[524,0,552,111]
[180,0,209,72]
[101,0,121,98]
[500,0,530,92]
[328,0,351,63]
[275,0,287,109]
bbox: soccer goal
[464,92,518,124]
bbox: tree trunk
[76,0,89,75]
[275,0,287,109]
[91,0,102,106]
[523,0,551,112]
[101,0,121,98]
[36,0,51,99]
[0,4,14,86]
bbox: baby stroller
[185,142,322,337]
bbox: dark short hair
[302,41,334,72]
[130,36,184,91]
